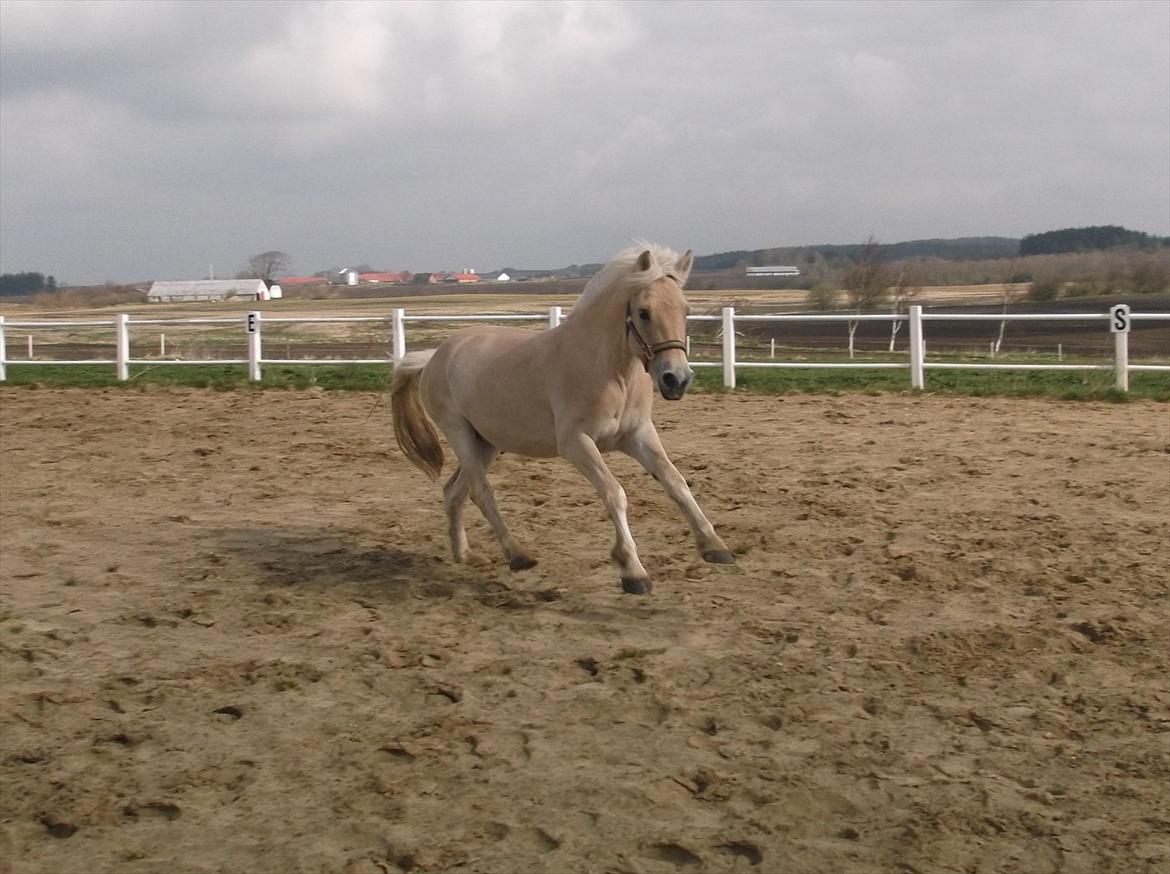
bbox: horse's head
[627,248,694,400]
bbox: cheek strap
[625,302,687,372]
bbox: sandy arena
[1,387,1168,874]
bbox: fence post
[247,311,262,382]
[721,306,736,389]
[0,315,6,381]
[548,306,562,329]
[909,305,924,390]
[1111,304,1130,391]
[116,314,130,381]
[392,308,406,364]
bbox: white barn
[745,266,801,277]
[147,279,269,303]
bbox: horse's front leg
[621,425,735,565]
[558,432,653,594]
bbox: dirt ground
[1,387,1168,874]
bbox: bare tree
[841,237,893,359]
[887,266,922,352]
[992,260,1024,357]
[240,250,291,286]
[806,284,840,311]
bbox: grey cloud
[1,0,1166,284]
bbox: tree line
[1019,226,1168,256]
[0,272,57,296]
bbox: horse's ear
[636,249,654,272]
[676,249,694,285]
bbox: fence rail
[1,305,1167,391]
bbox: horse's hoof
[509,554,538,572]
[702,549,736,565]
[621,577,653,595]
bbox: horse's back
[421,326,559,456]
[429,325,548,390]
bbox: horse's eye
[638,308,651,321]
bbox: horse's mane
[575,241,685,310]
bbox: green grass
[0,364,393,392]
[1,361,1167,401]
[693,365,1169,401]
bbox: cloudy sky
[1,0,1167,285]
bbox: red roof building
[358,271,412,284]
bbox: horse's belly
[474,419,560,457]
[426,328,559,457]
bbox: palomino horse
[391,243,733,594]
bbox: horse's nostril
[662,372,679,389]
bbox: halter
[625,273,687,372]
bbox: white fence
[1,305,1167,391]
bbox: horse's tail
[391,350,444,482]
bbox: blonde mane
[575,240,686,311]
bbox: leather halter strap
[625,275,687,372]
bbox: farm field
[0,284,1029,322]
[1,388,1168,874]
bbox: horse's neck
[561,288,639,379]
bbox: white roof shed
[147,279,268,303]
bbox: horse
[391,242,733,594]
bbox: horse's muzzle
[657,367,693,400]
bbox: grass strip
[1,362,1166,401]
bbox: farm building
[358,271,412,284]
[745,266,801,276]
[147,279,270,303]
[429,271,482,284]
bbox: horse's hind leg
[442,466,471,563]
[442,420,537,571]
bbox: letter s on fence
[1109,304,1130,334]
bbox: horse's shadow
[215,525,559,609]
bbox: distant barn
[745,266,801,277]
[428,271,481,284]
[358,271,412,284]
[147,279,269,303]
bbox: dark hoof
[508,554,538,572]
[621,577,653,595]
[702,549,736,565]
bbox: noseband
[625,289,687,373]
